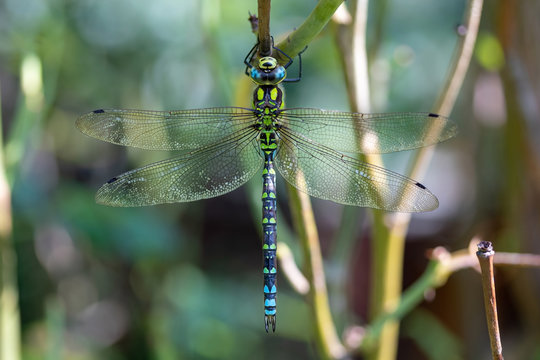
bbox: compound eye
[259,57,277,70]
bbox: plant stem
[494,252,540,267]
[277,242,309,295]
[257,0,272,55]
[348,240,538,353]
[406,0,484,183]
[276,0,345,60]
[476,242,504,360]
[0,77,21,360]
[367,0,483,358]
[357,247,475,352]
[335,1,404,358]
[288,184,346,360]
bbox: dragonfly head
[259,56,278,70]
[250,56,287,85]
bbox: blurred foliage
[475,32,505,72]
[1,0,539,359]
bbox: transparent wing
[275,128,438,212]
[279,109,457,154]
[96,127,262,206]
[76,107,256,150]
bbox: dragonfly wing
[96,128,262,206]
[279,109,457,154]
[77,107,255,150]
[275,129,438,212]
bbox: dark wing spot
[107,177,118,184]
[93,109,105,114]
[415,182,426,189]
[428,113,439,118]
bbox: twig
[351,246,474,353]
[494,252,540,268]
[347,240,539,354]
[248,12,259,34]
[356,259,448,351]
[476,242,504,360]
[277,243,309,295]
[257,0,272,55]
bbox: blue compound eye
[249,56,287,85]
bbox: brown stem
[257,0,272,56]
[476,241,504,360]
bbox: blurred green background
[1,0,539,359]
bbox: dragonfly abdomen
[260,125,278,332]
[254,82,282,332]
[262,156,277,332]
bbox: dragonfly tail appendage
[265,314,277,333]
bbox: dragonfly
[77,43,457,332]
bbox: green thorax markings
[253,85,284,158]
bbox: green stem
[367,214,402,360]
[276,0,345,60]
[363,260,443,351]
[359,248,475,352]
[359,246,471,348]
[287,184,346,360]
[354,240,540,353]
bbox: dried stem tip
[477,241,494,256]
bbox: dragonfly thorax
[250,56,287,85]
[253,85,284,115]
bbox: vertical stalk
[334,1,400,357]
[0,81,21,360]
[368,0,483,358]
[257,0,272,55]
[1,52,47,360]
[338,2,405,359]
[288,183,346,360]
[476,242,504,360]
[367,215,402,360]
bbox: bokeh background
[1,0,539,359]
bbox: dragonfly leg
[277,45,308,83]
[244,42,259,75]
